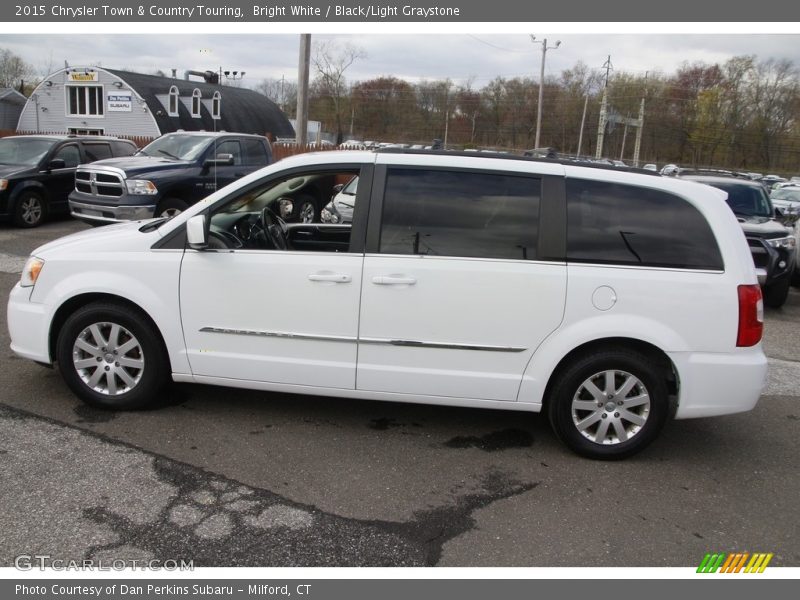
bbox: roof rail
[374,147,661,176]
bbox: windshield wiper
[157,149,181,160]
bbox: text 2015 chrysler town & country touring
[7,150,768,459]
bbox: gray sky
[2,34,800,87]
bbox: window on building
[212,91,221,119]
[168,86,179,116]
[67,86,104,117]
[380,168,541,261]
[191,89,202,118]
[67,127,104,136]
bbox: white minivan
[7,150,768,459]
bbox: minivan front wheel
[547,349,669,460]
[56,302,168,410]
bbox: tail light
[737,284,763,347]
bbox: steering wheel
[258,206,289,250]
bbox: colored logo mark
[697,552,773,573]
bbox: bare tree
[254,77,298,116]
[0,48,36,91]
[311,40,366,142]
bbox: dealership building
[16,66,294,139]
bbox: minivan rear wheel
[56,301,168,410]
[547,349,669,460]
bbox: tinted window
[242,139,268,166]
[566,179,723,270]
[53,144,81,168]
[708,181,772,218]
[111,141,136,157]
[380,169,540,260]
[215,140,242,166]
[83,143,112,162]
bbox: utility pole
[576,93,589,157]
[280,74,285,113]
[620,117,629,160]
[531,36,561,149]
[632,72,647,167]
[296,34,311,147]
[595,55,613,159]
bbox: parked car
[682,174,796,307]
[770,186,800,217]
[8,150,767,460]
[320,175,358,224]
[68,132,272,225]
[769,186,800,286]
[0,135,136,228]
[642,163,658,171]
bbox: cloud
[2,33,799,87]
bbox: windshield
[0,138,54,166]
[771,188,800,203]
[710,182,773,218]
[138,134,215,161]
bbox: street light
[219,69,246,83]
[530,35,561,149]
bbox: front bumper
[747,236,795,287]
[670,347,768,419]
[7,283,51,364]
[69,198,156,224]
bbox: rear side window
[242,139,268,166]
[380,168,540,260]
[83,143,112,161]
[111,141,136,157]
[567,179,723,270]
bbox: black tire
[293,194,319,223]
[547,348,669,460]
[13,191,47,228]
[156,197,189,218]
[764,277,790,308]
[56,301,169,410]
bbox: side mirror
[48,158,66,170]
[332,183,344,194]
[277,197,294,219]
[203,153,234,168]
[186,214,208,249]
[775,207,783,218]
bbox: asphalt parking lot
[1,218,798,567]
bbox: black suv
[68,132,272,225]
[682,174,796,307]
[0,135,137,227]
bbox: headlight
[125,179,158,195]
[767,236,797,249]
[0,179,8,191]
[320,208,332,222]
[330,213,340,224]
[20,256,44,287]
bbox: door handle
[371,275,417,285]
[308,273,351,283]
